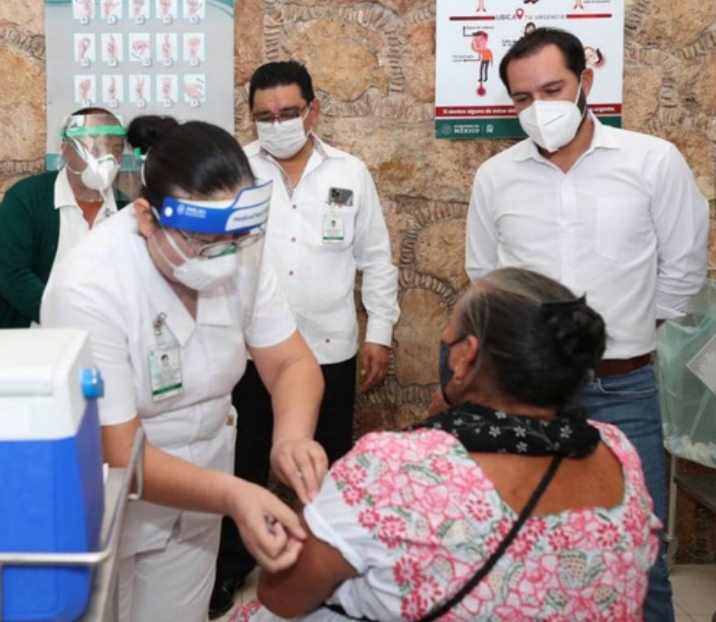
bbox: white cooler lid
[0,328,93,440]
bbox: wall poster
[435,0,624,139]
[45,0,234,169]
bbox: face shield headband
[157,179,273,235]
[62,124,128,138]
[154,180,272,326]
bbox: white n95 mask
[152,228,239,292]
[81,154,121,192]
[518,81,586,153]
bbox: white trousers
[117,521,221,622]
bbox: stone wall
[1,0,715,561]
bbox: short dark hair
[248,61,315,108]
[499,27,586,94]
[458,268,606,410]
[69,106,117,118]
[127,115,255,208]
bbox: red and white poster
[435,0,624,139]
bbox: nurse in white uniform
[42,115,327,622]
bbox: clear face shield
[156,179,272,326]
[61,113,126,194]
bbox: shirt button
[292,204,297,210]
[291,236,296,242]
[288,270,294,276]
[325,338,330,343]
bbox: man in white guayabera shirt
[465,27,708,622]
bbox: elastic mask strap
[575,74,588,120]
[68,137,93,163]
[574,74,583,105]
[64,140,97,181]
[303,102,314,139]
[441,385,454,408]
[151,227,191,270]
[65,162,83,176]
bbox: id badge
[322,213,345,244]
[149,347,184,401]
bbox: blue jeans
[580,364,674,622]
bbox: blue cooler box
[0,329,104,622]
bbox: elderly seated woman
[234,267,659,621]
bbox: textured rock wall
[1,0,715,561]
[233,0,716,442]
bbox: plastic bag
[656,279,716,468]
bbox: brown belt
[594,353,652,378]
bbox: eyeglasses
[444,336,466,349]
[175,228,265,258]
[253,104,310,125]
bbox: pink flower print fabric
[233,420,659,621]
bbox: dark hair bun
[545,306,606,370]
[127,115,180,155]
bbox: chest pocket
[594,196,652,263]
[320,203,358,251]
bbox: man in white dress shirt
[465,28,708,622]
[209,61,399,618]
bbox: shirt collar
[54,167,78,209]
[309,135,345,159]
[511,113,622,164]
[250,135,343,196]
[54,166,119,212]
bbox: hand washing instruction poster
[45,0,234,168]
[435,0,624,139]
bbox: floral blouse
[233,421,659,621]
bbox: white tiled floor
[218,564,716,621]
[672,564,716,622]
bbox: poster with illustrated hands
[435,0,623,139]
[45,0,233,170]
[156,0,179,24]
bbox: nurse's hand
[270,439,328,505]
[230,480,306,573]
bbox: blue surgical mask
[439,337,464,406]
